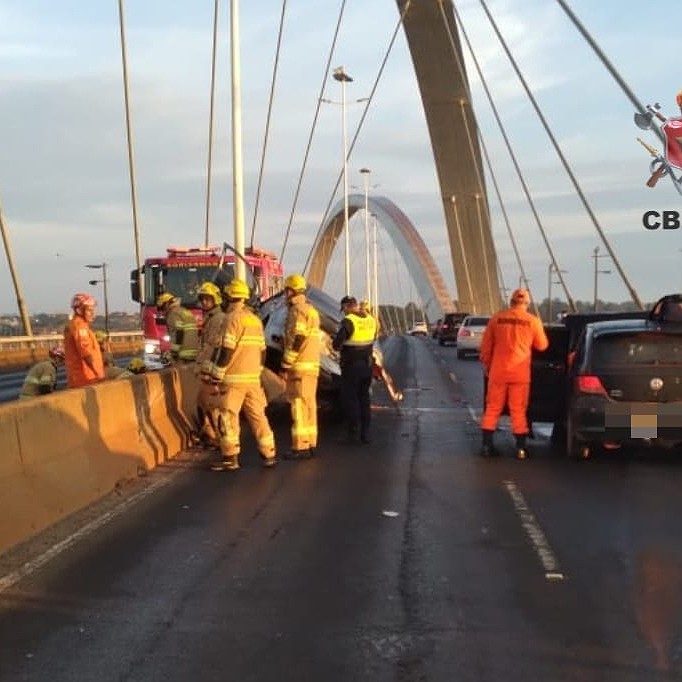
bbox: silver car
[456,315,490,359]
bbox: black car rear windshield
[466,317,490,326]
[592,332,682,366]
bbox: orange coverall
[63,317,105,388]
[479,306,548,436]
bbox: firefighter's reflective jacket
[281,293,321,376]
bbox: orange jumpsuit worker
[280,274,321,460]
[479,288,548,460]
[63,293,105,388]
[207,279,277,471]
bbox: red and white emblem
[662,118,682,170]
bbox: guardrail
[0,331,144,369]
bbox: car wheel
[566,415,590,460]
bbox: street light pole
[371,212,379,322]
[547,262,568,322]
[333,66,353,296]
[592,246,611,312]
[231,0,246,281]
[359,167,371,303]
[86,263,110,334]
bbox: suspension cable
[279,0,347,263]
[204,0,219,248]
[302,0,413,275]
[454,2,575,311]
[555,0,664,146]
[250,0,288,249]
[479,0,643,310]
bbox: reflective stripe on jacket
[282,294,321,375]
[211,301,266,385]
[165,302,199,360]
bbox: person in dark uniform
[332,295,377,444]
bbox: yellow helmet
[197,281,222,306]
[127,357,147,374]
[156,292,175,307]
[224,278,250,300]
[284,273,307,293]
[94,330,108,344]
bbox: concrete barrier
[0,366,199,556]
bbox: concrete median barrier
[0,366,199,556]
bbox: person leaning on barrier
[19,346,65,400]
[332,295,378,445]
[63,292,105,388]
[194,281,227,448]
[280,273,321,461]
[205,278,277,471]
[156,292,199,363]
[479,288,549,460]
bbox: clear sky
[0,0,680,315]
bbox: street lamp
[333,66,352,295]
[592,246,611,312]
[547,263,568,323]
[86,263,110,334]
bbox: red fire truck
[130,245,284,358]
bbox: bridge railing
[0,331,144,369]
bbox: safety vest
[166,302,199,361]
[282,295,321,375]
[343,312,377,347]
[211,302,265,385]
[196,305,227,374]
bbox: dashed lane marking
[504,480,565,582]
[0,476,174,593]
[449,372,457,383]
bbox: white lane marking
[0,476,173,593]
[467,405,479,423]
[503,480,565,581]
[448,372,457,383]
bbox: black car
[437,312,470,346]
[529,297,682,459]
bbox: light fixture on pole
[86,263,110,334]
[333,66,353,295]
[547,263,568,323]
[592,246,611,312]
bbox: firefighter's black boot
[479,429,497,457]
[515,434,528,460]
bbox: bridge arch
[306,195,455,322]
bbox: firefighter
[63,293,105,389]
[195,281,226,448]
[479,288,549,460]
[332,295,378,444]
[280,273,321,460]
[19,346,65,399]
[207,278,277,470]
[156,292,199,363]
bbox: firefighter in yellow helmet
[280,273,321,460]
[156,292,199,363]
[116,356,147,379]
[195,281,226,448]
[206,278,277,470]
[19,346,65,400]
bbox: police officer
[195,281,226,448]
[280,274,321,460]
[332,295,377,444]
[479,288,549,459]
[207,279,277,471]
[156,292,199,363]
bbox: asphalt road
[2,336,682,681]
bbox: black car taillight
[576,375,607,395]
